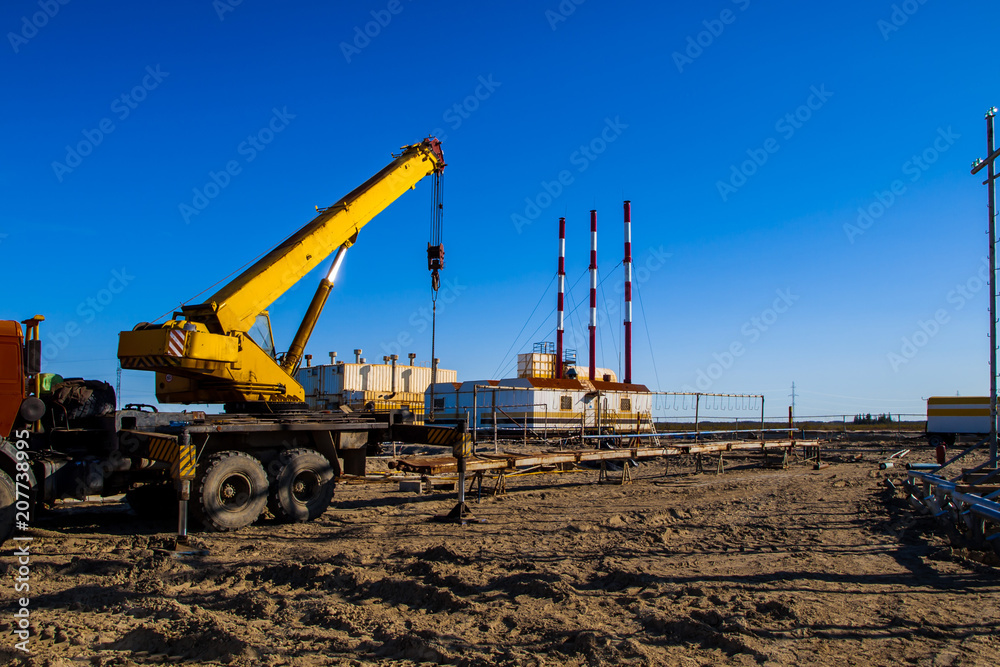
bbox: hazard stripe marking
[167,330,185,357]
[122,356,180,369]
[174,443,197,480]
[149,437,174,462]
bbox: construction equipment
[0,138,466,544]
[118,137,445,408]
[0,315,205,543]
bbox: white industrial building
[425,202,656,435]
[426,350,652,434]
[296,349,457,419]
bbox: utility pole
[971,107,1000,465]
[789,381,797,422]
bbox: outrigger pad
[152,536,210,558]
[434,502,485,525]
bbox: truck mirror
[24,339,41,375]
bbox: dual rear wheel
[268,448,336,523]
[192,449,335,531]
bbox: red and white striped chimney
[589,209,598,382]
[556,217,566,380]
[624,201,632,385]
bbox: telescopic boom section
[187,138,445,335]
[118,138,445,406]
[280,243,349,376]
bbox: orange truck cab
[0,320,26,439]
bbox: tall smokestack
[624,201,632,385]
[589,209,597,382]
[556,217,566,379]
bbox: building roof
[427,378,652,394]
[591,380,651,392]
[520,377,651,393]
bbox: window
[560,396,572,410]
[248,313,276,359]
[433,398,445,409]
[620,398,632,411]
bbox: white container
[926,396,991,436]
[297,361,456,411]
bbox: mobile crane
[0,138,465,544]
[118,137,446,407]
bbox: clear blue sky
[2,0,997,419]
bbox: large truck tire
[193,451,268,531]
[50,379,116,420]
[0,469,16,544]
[268,448,335,523]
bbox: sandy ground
[1,437,999,666]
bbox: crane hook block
[427,244,444,292]
[427,243,444,272]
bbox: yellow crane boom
[118,138,445,407]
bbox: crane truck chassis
[0,138,464,544]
